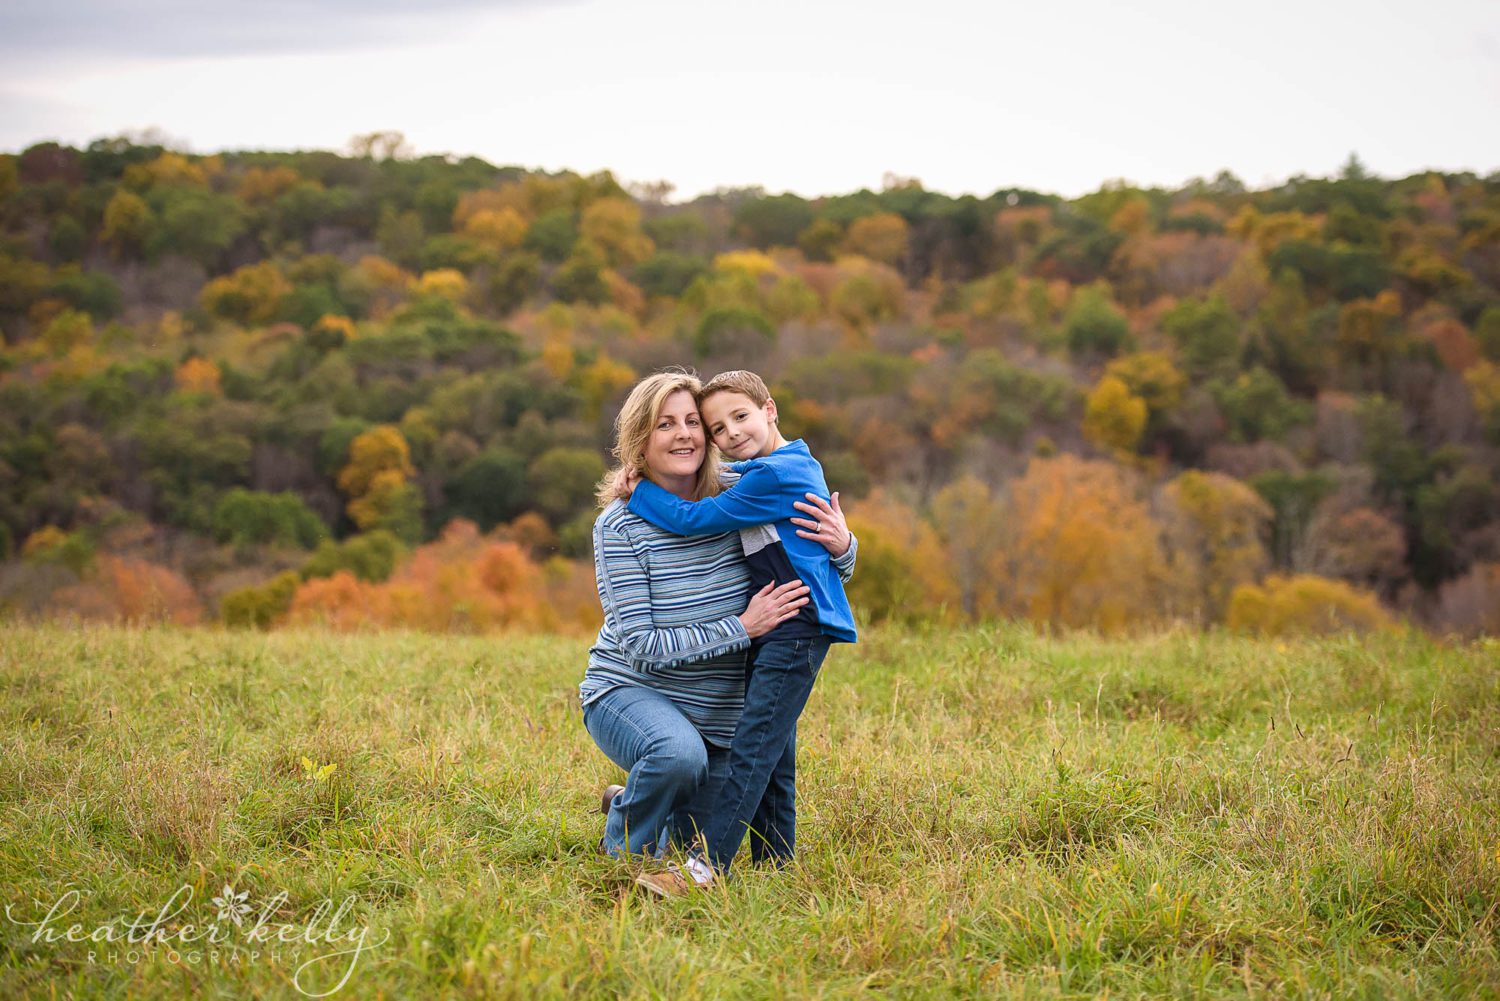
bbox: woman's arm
[792,491,856,570]
[594,518,751,671]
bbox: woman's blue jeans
[582,683,729,858]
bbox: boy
[625,370,857,895]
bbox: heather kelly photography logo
[6,881,389,997]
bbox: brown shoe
[600,784,625,816]
[635,867,694,898]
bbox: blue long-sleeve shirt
[627,439,858,644]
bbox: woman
[582,370,850,858]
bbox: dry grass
[0,623,1496,998]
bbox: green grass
[1,624,1497,998]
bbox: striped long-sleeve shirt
[581,499,754,747]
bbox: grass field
[1,624,1497,999]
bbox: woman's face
[641,389,706,480]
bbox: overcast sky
[2,0,1496,200]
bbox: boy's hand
[792,491,850,557]
[623,466,642,496]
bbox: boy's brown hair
[700,370,772,410]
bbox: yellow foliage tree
[1082,375,1147,458]
[314,313,358,342]
[1108,198,1151,236]
[417,268,469,302]
[1464,360,1500,425]
[1226,207,1322,254]
[1104,352,1185,420]
[996,455,1166,631]
[346,470,423,541]
[453,187,532,230]
[1158,470,1272,622]
[123,151,207,189]
[842,213,909,266]
[338,426,414,500]
[200,261,291,325]
[714,250,781,278]
[1227,574,1394,636]
[41,309,95,356]
[463,206,528,250]
[337,434,418,543]
[174,357,223,396]
[580,198,654,268]
[1336,290,1402,360]
[237,165,305,204]
[101,190,154,255]
[575,354,637,420]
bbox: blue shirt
[627,439,859,644]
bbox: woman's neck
[649,470,697,501]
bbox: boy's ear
[765,397,778,424]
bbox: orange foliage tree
[174,357,222,396]
[995,455,1166,631]
[51,556,202,624]
[284,519,569,632]
[843,491,958,623]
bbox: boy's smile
[702,390,786,460]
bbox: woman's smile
[642,390,708,490]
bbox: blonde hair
[596,368,725,508]
[701,369,772,410]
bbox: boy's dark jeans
[700,634,832,874]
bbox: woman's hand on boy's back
[792,492,850,557]
[738,580,811,638]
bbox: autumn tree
[101,189,155,256]
[337,426,423,543]
[996,455,1166,630]
[1082,375,1147,458]
[843,491,958,623]
[174,357,222,396]
[928,475,1007,618]
[580,197,654,268]
[842,212,909,267]
[201,261,290,325]
[1226,574,1393,636]
[1158,470,1272,622]
[1303,506,1406,597]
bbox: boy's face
[701,390,778,460]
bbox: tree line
[1,135,1496,634]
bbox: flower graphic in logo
[211,884,251,926]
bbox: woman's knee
[648,733,709,787]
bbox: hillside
[1,138,1497,633]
